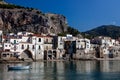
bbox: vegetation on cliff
[58,26,80,36]
[0,3,25,9]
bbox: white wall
[3,43,11,51]
[58,37,65,49]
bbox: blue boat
[8,65,31,70]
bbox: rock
[0,8,68,35]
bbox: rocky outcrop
[0,8,68,34]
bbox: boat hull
[8,66,31,70]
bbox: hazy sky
[5,0,120,32]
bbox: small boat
[8,65,31,70]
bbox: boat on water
[8,65,32,70]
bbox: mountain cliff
[0,3,69,35]
[83,25,120,39]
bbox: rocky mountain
[0,3,69,35]
[83,25,120,39]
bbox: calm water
[0,61,120,80]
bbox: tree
[67,26,80,36]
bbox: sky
[4,0,120,32]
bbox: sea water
[0,60,120,80]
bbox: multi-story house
[101,36,115,47]
[76,38,90,51]
[63,34,77,60]
[2,30,120,61]
[75,38,93,59]
[18,33,45,60]
[92,36,119,58]
[32,34,44,60]
[2,33,21,60]
[1,32,45,61]
[57,36,66,59]
[43,35,55,60]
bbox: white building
[101,37,115,47]
[98,36,118,58]
[1,32,46,60]
[32,35,44,60]
[57,36,66,58]
[58,36,66,49]
[76,38,91,53]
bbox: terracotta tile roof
[3,35,22,39]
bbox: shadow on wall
[20,49,34,61]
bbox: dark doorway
[44,50,47,60]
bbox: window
[22,45,24,49]
[60,43,63,45]
[14,40,16,44]
[39,46,41,49]
[39,38,41,42]
[2,54,7,57]
[14,49,16,51]
[14,53,17,57]
[5,45,7,47]
[114,50,115,52]
[10,54,12,57]
[27,45,29,49]
[113,43,115,45]
[52,39,53,43]
[60,38,62,41]
[87,45,89,48]
[32,45,35,49]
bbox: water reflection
[0,60,120,80]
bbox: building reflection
[43,61,65,80]
[75,61,97,73]
[1,61,120,80]
[100,60,120,72]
